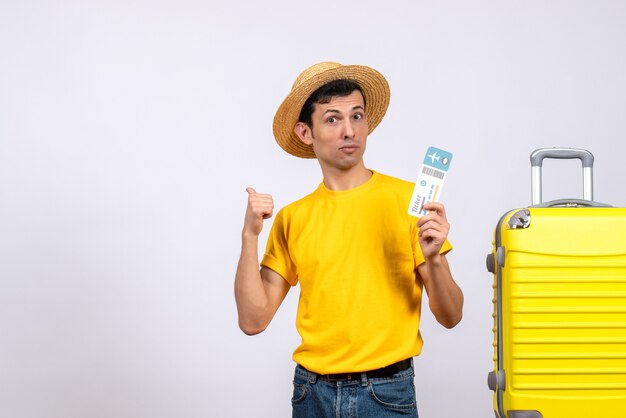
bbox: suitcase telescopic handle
[530,148,594,205]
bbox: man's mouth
[339,144,359,153]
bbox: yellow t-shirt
[261,171,452,374]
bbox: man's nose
[343,120,355,139]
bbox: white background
[1,1,625,417]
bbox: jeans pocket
[367,378,416,411]
[291,379,309,404]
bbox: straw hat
[273,62,390,159]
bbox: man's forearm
[420,254,463,328]
[234,234,270,335]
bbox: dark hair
[298,79,365,127]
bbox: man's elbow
[238,319,269,336]
[438,311,463,329]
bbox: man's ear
[294,122,313,146]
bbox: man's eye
[327,117,337,123]
[353,113,363,120]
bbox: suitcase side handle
[530,148,594,205]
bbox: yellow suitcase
[487,148,626,418]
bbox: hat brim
[273,64,390,159]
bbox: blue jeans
[291,363,419,418]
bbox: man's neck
[320,163,373,191]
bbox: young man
[235,62,463,417]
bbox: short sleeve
[260,209,298,286]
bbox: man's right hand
[243,187,274,237]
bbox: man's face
[299,90,368,171]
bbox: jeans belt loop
[360,372,368,387]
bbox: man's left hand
[417,202,450,261]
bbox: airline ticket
[408,146,453,217]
